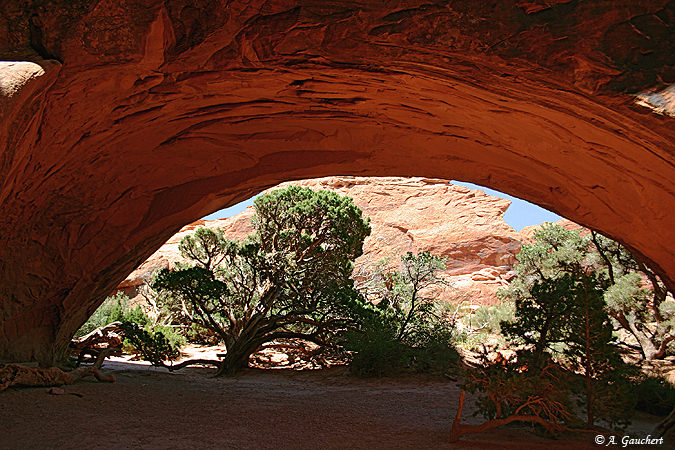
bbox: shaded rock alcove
[0,0,673,364]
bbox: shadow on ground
[0,360,664,449]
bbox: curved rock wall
[120,177,523,305]
[0,1,673,363]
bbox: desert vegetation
[68,189,675,443]
[151,186,371,375]
[450,223,675,440]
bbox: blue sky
[202,180,561,231]
[451,181,561,230]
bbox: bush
[349,251,461,377]
[120,321,185,366]
[347,321,459,377]
[76,292,156,339]
[76,292,185,366]
[406,323,460,374]
[635,376,675,416]
[347,328,409,377]
[75,292,128,338]
[123,305,151,328]
[471,303,515,335]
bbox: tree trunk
[615,312,662,361]
[533,318,552,368]
[397,290,417,341]
[215,340,258,377]
[584,301,594,429]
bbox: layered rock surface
[121,177,526,305]
[1,1,673,364]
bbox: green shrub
[76,292,157,338]
[122,305,151,328]
[348,251,461,377]
[120,321,185,366]
[471,303,515,335]
[347,322,459,377]
[151,324,186,352]
[635,376,675,416]
[347,328,410,377]
[75,292,127,338]
[76,292,185,366]
[407,324,460,374]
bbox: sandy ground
[2,356,668,450]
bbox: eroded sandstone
[0,1,673,364]
[121,177,523,305]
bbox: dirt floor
[2,353,669,450]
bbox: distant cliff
[120,177,550,305]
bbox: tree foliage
[119,321,183,366]
[153,186,371,376]
[590,232,675,360]
[348,251,459,376]
[561,272,637,429]
[498,224,638,429]
[374,251,447,341]
[501,223,675,361]
[76,292,130,338]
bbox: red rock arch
[1,0,673,364]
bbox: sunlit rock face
[635,85,675,117]
[121,177,523,305]
[0,0,673,364]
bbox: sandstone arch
[0,0,673,364]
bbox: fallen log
[70,322,123,350]
[165,359,221,372]
[70,322,124,367]
[0,364,115,392]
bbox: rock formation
[1,1,673,364]
[519,218,585,241]
[121,177,522,305]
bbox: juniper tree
[562,272,637,429]
[590,231,675,360]
[499,224,591,367]
[501,223,675,361]
[499,224,637,428]
[153,186,371,376]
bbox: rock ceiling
[0,0,673,363]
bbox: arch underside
[0,0,673,364]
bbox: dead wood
[70,322,124,367]
[0,364,115,392]
[70,322,123,350]
[449,390,566,442]
[165,359,221,372]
